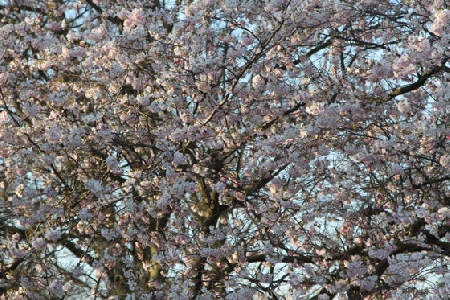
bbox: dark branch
[387,66,442,100]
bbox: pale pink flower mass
[1,0,450,299]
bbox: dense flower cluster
[1,0,450,299]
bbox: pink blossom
[430,9,450,37]
[439,154,450,169]
[393,55,416,78]
[252,74,265,90]
[31,238,46,250]
[2,0,450,298]
[45,229,61,242]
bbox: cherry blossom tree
[1,0,450,299]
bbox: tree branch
[387,66,442,100]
